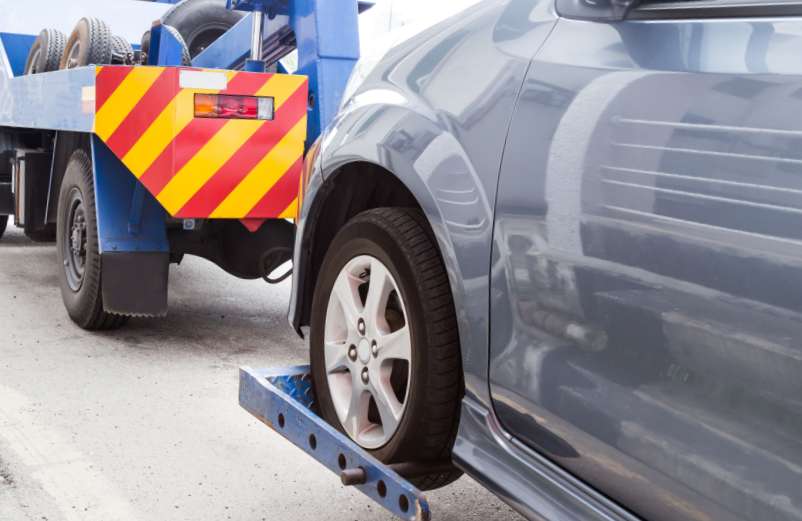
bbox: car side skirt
[453,398,639,521]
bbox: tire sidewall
[60,18,111,69]
[56,152,101,327]
[23,38,43,74]
[162,0,242,57]
[310,217,431,463]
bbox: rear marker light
[194,94,274,120]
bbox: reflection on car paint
[492,16,802,521]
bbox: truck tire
[160,0,243,57]
[111,35,134,65]
[0,215,7,241]
[162,25,192,66]
[139,25,191,66]
[24,28,66,74]
[60,17,113,69]
[310,208,463,491]
[56,149,128,330]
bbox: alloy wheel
[323,255,412,449]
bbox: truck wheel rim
[324,255,412,449]
[65,42,81,69]
[26,48,41,74]
[63,188,87,292]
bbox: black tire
[311,208,463,490]
[161,0,243,57]
[56,149,128,330]
[60,17,113,69]
[24,28,66,74]
[111,35,134,65]
[162,24,192,66]
[0,215,7,241]
[139,30,151,64]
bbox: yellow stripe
[156,119,266,214]
[279,198,298,219]
[210,116,306,218]
[122,89,193,177]
[122,70,240,178]
[256,74,308,110]
[94,67,165,141]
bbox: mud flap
[101,251,169,316]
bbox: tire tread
[57,150,128,331]
[349,208,463,490]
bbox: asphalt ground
[0,226,522,521]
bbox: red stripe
[104,69,177,157]
[95,66,134,111]
[245,156,303,218]
[138,73,273,195]
[221,72,273,95]
[176,85,308,217]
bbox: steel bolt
[357,318,366,335]
[371,341,378,357]
[348,345,358,361]
[361,367,369,384]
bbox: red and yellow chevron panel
[93,65,308,219]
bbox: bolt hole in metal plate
[239,366,431,521]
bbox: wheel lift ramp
[239,366,435,521]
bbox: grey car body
[290,1,802,519]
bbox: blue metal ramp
[239,366,433,521]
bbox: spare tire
[162,25,193,66]
[111,35,134,65]
[161,0,243,57]
[60,17,113,69]
[24,28,66,74]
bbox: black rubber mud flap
[0,183,12,215]
[101,252,169,316]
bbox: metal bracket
[239,366,433,521]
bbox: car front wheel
[310,208,463,490]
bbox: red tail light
[194,94,274,120]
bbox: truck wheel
[162,25,192,66]
[161,0,243,57]
[310,208,463,490]
[60,17,113,69]
[0,215,7,240]
[56,149,128,330]
[139,25,191,66]
[111,35,134,65]
[24,28,66,74]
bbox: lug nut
[348,345,357,361]
[361,367,369,384]
[357,319,366,335]
[371,341,378,357]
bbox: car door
[489,3,802,521]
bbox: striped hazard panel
[94,65,308,219]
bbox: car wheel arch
[295,161,465,341]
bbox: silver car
[291,0,802,519]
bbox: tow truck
[1,0,438,518]
[0,0,360,329]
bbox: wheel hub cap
[357,339,371,364]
